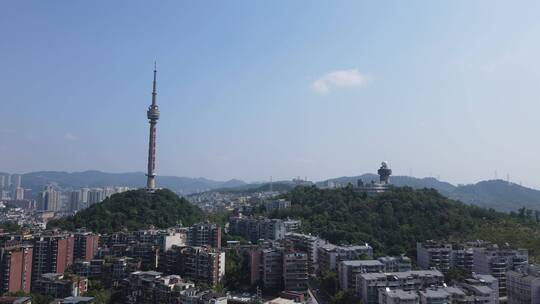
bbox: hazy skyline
[2,1,540,187]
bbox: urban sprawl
[0,168,537,304]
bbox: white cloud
[64,133,79,142]
[311,69,369,94]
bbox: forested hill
[271,186,540,258]
[48,189,204,233]
[319,175,540,212]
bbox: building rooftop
[131,270,162,278]
[443,286,466,296]
[382,289,418,300]
[467,285,494,295]
[264,298,296,304]
[359,270,444,280]
[41,273,65,280]
[466,274,498,284]
[285,232,321,241]
[341,260,383,267]
[319,243,371,252]
[140,270,162,275]
[419,288,451,298]
[378,255,411,262]
[61,297,94,304]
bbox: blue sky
[2,1,540,186]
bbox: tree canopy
[271,186,540,259]
[48,189,204,233]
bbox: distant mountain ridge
[7,170,540,212]
[16,170,246,195]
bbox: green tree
[332,290,363,304]
[0,221,21,233]
[223,249,251,290]
[4,292,53,304]
[86,279,112,304]
[320,271,338,295]
[445,267,471,283]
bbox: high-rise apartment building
[229,216,286,244]
[129,243,160,270]
[80,188,89,205]
[103,187,115,199]
[507,264,540,304]
[318,243,373,273]
[23,189,32,200]
[356,270,445,304]
[13,175,21,189]
[260,219,286,241]
[74,231,99,262]
[69,190,81,211]
[87,189,104,206]
[123,271,226,304]
[377,255,412,272]
[338,260,385,292]
[165,246,225,287]
[14,187,24,200]
[261,247,284,291]
[379,289,418,304]
[5,175,11,190]
[379,283,498,304]
[0,243,33,293]
[31,233,75,288]
[452,245,475,271]
[187,222,221,249]
[34,273,87,299]
[283,219,301,233]
[264,199,291,213]
[39,185,61,211]
[416,241,452,274]
[283,252,308,292]
[285,233,326,275]
[473,246,528,297]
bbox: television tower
[146,63,160,191]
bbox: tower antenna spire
[152,61,157,106]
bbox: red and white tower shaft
[146,63,160,191]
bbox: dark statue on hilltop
[356,161,393,194]
[378,161,392,184]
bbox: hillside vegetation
[271,186,540,258]
[318,175,540,212]
[48,189,204,233]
